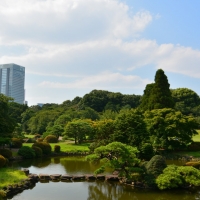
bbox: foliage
[54,145,61,153]
[64,119,93,144]
[139,143,155,161]
[86,142,140,178]
[44,124,64,138]
[144,108,198,150]
[18,146,36,159]
[44,135,58,143]
[171,88,200,116]
[11,138,23,148]
[156,165,200,190]
[188,142,200,151]
[0,149,12,159]
[32,142,52,155]
[140,69,174,111]
[0,155,6,167]
[8,102,28,124]
[32,146,43,157]
[79,89,141,112]
[112,109,148,147]
[145,155,166,178]
[0,94,16,138]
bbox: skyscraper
[0,63,25,104]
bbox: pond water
[6,157,200,200]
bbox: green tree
[171,88,200,116]
[112,109,148,147]
[64,119,93,144]
[0,94,16,139]
[86,142,140,177]
[149,69,174,110]
[156,165,200,190]
[144,108,198,150]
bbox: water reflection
[6,157,200,200]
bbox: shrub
[44,135,58,143]
[139,143,155,161]
[0,155,7,167]
[54,145,61,153]
[0,149,12,159]
[32,146,43,158]
[18,146,36,159]
[25,138,36,143]
[32,142,52,155]
[145,155,167,177]
[37,138,43,142]
[187,142,200,151]
[11,138,23,148]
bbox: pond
[5,157,200,200]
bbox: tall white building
[0,63,25,104]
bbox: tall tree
[0,94,16,139]
[149,69,174,110]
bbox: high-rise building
[0,63,25,104]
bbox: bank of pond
[1,156,200,200]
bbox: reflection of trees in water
[87,182,136,200]
[53,157,60,164]
[60,157,100,174]
[32,157,51,168]
[87,182,200,200]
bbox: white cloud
[38,72,151,89]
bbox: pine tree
[149,69,174,110]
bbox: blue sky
[0,0,200,105]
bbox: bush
[0,155,7,167]
[25,138,36,143]
[11,138,23,148]
[145,155,167,177]
[139,143,155,161]
[44,135,58,143]
[0,149,12,159]
[54,145,60,153]
[18,146,36,159]
[32,146,43,158]
[37,138,43,142]
[32,142,52,155]
[187,142,200,151]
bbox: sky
[0,0,200,106]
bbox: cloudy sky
[0,0,200,105]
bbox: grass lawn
[192,130,200,142]
[23,141,90,153]
[0,168,27,189]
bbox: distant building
[0,63,25,104]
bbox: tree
[144,108,198,150]
[149,69,174,109]
[112,109,148,147]
[171,88,200,116]
[86,142,140,177]
[140,69,174,111]
[156,165,200,190]
[64,119,93,144]
[0,94,16,139]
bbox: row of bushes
[18,142,61,159]
[11,135,59,149]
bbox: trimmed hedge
[18,146,36,159]
[0,149,12,159]
[11,138,23,148]
[32,146,43,158]
[44,135,58,143]
[32,142,52,155]
[0,155,7,167]
[54,145,61,153]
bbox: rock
[72,175,85,181]
[105,175,119,181]
[85,174,96,181]
[61,174,72,181]
[96,175,105,180]
[39,174,50,181]
[50,174,61,181]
